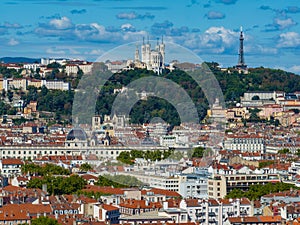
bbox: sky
[1,0,300,73]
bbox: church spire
[135,44,139,62]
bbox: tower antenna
[236,26,247,71]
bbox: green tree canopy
[79,163,92,172]
[226,182,298,200]
[31,216,60,225]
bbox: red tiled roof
[102,204,119,211]
[2,158,23,165]
[119,199,162,209]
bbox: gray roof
[120,211,171,221]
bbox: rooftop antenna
[147,35,150,44]
[161,35,164,44]
[143,37,145,45]
[157,37,159,45]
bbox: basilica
[133,37,165,74]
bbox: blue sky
[1,0,300,73]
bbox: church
[133,37,165,74]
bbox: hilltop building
[134,37,165,74]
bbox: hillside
[1,63,300,126]
[208,63,300,102]
[0,57,40,63]
[95,64,300,125]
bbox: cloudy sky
[1,0,300,73]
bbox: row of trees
[117,147,211,165]
[116,149,174,165]
[21,163,70,176]
[27,175,86,195]
[225,182,297,200]
[22,216,60,225]
[99,174,143,187]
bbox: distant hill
[0,57,40,63]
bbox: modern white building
[41,80,70,91]
[178,173,208,199]
[0,158,23,177]
[180,198,253,224]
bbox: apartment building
[180,198,252,224]
[208,173,280,198]
[178,173,208,199]
[0,158,23,177]
[223,134,265,153]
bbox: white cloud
[116,12,155,20]
[206,11,225,20]
[289,65,300,74]
[69,48,80,55]
[74,23,122,42]
[277,65,300,74]
[46,47,66,55]
[277,32,300,48]
[49,16,73,29]
[121,23,135,31]
[245,45,278,55]
[7,38,19,46]
[274,18,297,30]
[167,26,239,54]
[117,12,137,20]
[85,49,104,55]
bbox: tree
[278,148,290,154]
[248,108,261,122]
[47,62,61,69]
[1,89,5,98]
[79,163,92,172]
[96,175,128,188]
[21,163,70,176]
[226,182,298,200]
[192,147,205,158]
[7,90,13,102]
[27,175,86,195]
[102,174,143,187]
[31,216,60,225]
